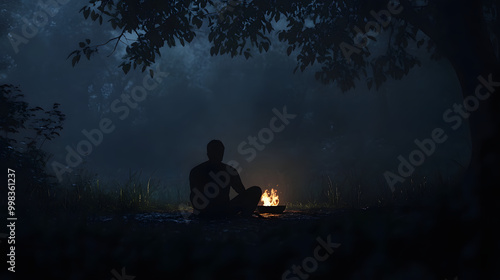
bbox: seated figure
[189,140,262,218]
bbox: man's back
[189,160,244,216]
[189,140,261,218]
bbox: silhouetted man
[189,140,262,218]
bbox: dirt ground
[2,205,498,280]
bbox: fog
[1,0,470,204]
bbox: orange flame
[261,188,279,206]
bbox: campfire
[258,188,286,214]
[261,188,279,206]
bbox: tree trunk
[395,0,500,214]
[447,0,500,217]
[394,0,500,275]
[440,1,500,277]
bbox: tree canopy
[70,0,498,92]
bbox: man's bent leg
[230,186,262,217]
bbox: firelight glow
[261,188,279,206]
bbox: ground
[2,202,495,280]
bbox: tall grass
[23,162,465,216]
[286,165,465,211]
[28,169,186,216]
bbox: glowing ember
[261,188,279,206]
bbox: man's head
[207,140,224,162]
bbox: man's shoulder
[222,163,238,173]
[190,161,209,175]
[219,163,240,178]
[190,161,238,176]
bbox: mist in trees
[0,0,476,204]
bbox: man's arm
[227,166,245,194]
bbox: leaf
[278,32,284,41]
[150,69,154,78]
[71,55,80,67]
[244,51,251,59]
[91,11,99,21]
[85,49,91,60]
[193,17,203,28]
[265,22,273,33]
[83,8,90,19]
[66,50,79,59]
[262,42,269,52]
[122,63,131,74]
[79,42,86,48]
[85,39,91,44]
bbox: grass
[15,163,466,220]
[283,166,464,213]
[25,169,184,217]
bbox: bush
[0,84,65,215]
